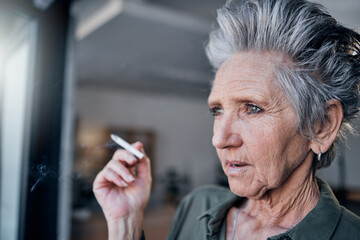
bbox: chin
[227,177,248,197]
[227,177,264,199]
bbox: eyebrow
[208,94,269,108]
[207,96,221,106]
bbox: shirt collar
[197,178,342,240]
[197,190,241,237]
[269,178,342,240]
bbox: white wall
[77,87,218,190]
[315,0,360,30]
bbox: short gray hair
[206,0,360,169]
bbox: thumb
[133,142,151,181]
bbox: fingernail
[121,180,128,187]
[127,175,135,182]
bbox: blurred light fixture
[75,0,123,40]
[33,0,55,10]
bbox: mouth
[225,160,250,175]
[227,160,248,167]
[229,163,248,167]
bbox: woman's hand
[93,142,152,239]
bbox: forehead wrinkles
[214,51,292,82]
[210,53,283,103]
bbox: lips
[229,163,247,167]
[225,160,250,175]
[227,160,248,167]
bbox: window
[0,10,37,240]
[0,1,72,240]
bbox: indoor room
[1,0,360,240]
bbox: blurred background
[0,0,359,240]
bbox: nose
[212,114,243,149]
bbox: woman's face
[208,52,312,199]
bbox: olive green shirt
[165,178,360,240]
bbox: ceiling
[75,0,224,98]
[74,0,360,98]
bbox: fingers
[103,168,129,187]
[93,162,132,190]
[99,143,146,184]
[99,154,135,188]
[107,158,135,183]
[132,142,152,182]
[113,148,138,166]
[94,142,151,191]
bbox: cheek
[244,121,280,157]
[243,121,294,181]
[215,147,221,159]
[211,120,219,146]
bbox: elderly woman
[93,0,360,239]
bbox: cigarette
[110,134,144,159]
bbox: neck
[243,157,320,229]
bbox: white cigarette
[110,134,144,159]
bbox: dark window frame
[1,1,71,239]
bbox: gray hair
[206,0,360,169]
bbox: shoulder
[174,184,235,219]
[316,178,360,238]
[166,185,236,240]
[330,206,360,239]
[336,207,360,236]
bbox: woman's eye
[209,106,223,116]
[246,104,262,114]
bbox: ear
[310,99,343,154]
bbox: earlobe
[310,99,343,154]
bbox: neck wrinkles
[242,166,320,229]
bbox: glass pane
[0,10,35,240]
